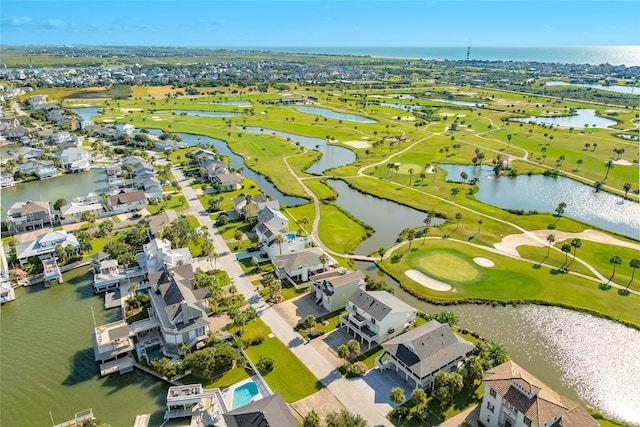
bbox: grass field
[417,252,480,282]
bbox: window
[489,388,497,398]
[486,402,494,413]
[524,417,532,426]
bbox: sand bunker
[393,116,415,121]
[343,140,371,148]
[360,136,370,139]
[151,116,160,119]
[439,112,455,117]
[405,270,452,291]
[70,103,91,107]
[473,257,495,267]
[103,119,114,123]
[153,118,163,121]
[121,108,142,112]
[613,159,632,166]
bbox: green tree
[389,387,406,406]
[184,344,241,379]
[55,244,66,262]
[337,344,350,365]
[411,388,427,409]
[455,212,463,231]
[325,409,368,427]
[209,284,223,313]
[406,229,416,251]
[460,355,484,388]
[98,219,114,238]
[274,233,286,255]
[488,342,508,365]
[603,159,614,180]
[408,167,414,185]
[300,217,310,231]
[570,238,582,262]
[53,198,67,216]
[434,372,464,405]
[460,171,468,186]
[607,255,622,284]
[319,252,330,271]
[423,211,434,244]
[303,410,321,427]
[347,339,361,359]
[301,314,316,335]
[561,243,572,268]
[576,159,583,171]
[162,217,197,248]
[623,182,632,199]
[81,210,97,233]
[627,259,640,289]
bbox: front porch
[340,313,379,349]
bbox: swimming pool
[145,344,163,361]
[284,233,296,240]
[231,381,259,409]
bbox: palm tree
[207,251,219,270]
[389,387,406,406]
[561,243,571,269]
[300,217,310,231]
[575,159,583,171]
[623,182,632,199]
[408,168,414,185]
[406,229,415,251]
[546,234,555,257]
[570,238,582,262]
[274,234,286,255]
[423,212,434,244]
[419,171,426,184]
[319,253,330,271]
[607,255,623,284]
[411,388,427,410]
[455,212,462,231]
[627,258,640,289]
[209,284,223,313]
[460,171,468,186]
[603,159,614,180]
[594,181,603,193]
[477,219,483,233]
[506,133,512,148]
[337,345,350,365]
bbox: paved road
[172,166,393,426]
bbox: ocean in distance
[231,46,640,67]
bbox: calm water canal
[0,268,169,426]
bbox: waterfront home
[12,146,43,161]
[5,200,52,233]
[0,281,15,304]
[3,126,28,140]
[0,115,19,129]
[0,168,15,187]
[340,289,417,348]
[92,320,135,376]
[192,148,218,167]
[59,197,103,222]
[205,160,230,180]
[376,320,475,389]
[273,247,337,283]
[310,268,365,312]
[136,238,193,274]
[146,264,211,354]
[15,230,80,265]
[223,393,298,427]
[155,139,180,151]
[59,147,91,171]
[164,384,222,424]
[108,190,147,213]
[115,124,135,137]
[148,209,179,237]
[29,94,48,109]
[232,193,274,219]
[49,131,71,145]
[258,226,308,261]
[479,360,598,427]
[212,172,244,192]
[92,258,146,293]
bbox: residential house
[15,230,80,265]
[155,139,180,151]
[376,320,475,389]
[4,126,28,140]
[212,172,244,192]
[108,190,147,213]
[223,393,298,427]
[310,269,365,312]
[92,320,135,376]
[49,131,71,145]
[164,384,220,423]
[59,195,104,222]
[5,200,52,233]
[192,148,218,167]
[59,147,91,171]
[232,193,273,218]
[136,238,193,274]
[205,161,230,181]
[273,247,336,283]
[16,160,57,178]
[340,289,417,348]
[12,146,43,161]
[0,168,15,188]
[148,209,179,238]
[258,227,307,261]
[92,258,145,293]
[146,264,211,354]
[257,205,288,231]
[29,94,48,109]
[0,245,14,304]
[115,124,135,137]
[479,360,598,427]
[0,115,19,129]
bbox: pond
[546,81,640,96]
[509,108,617,129]
[293,106,377,123]
[379,102,420,112]
[1,169,109,220]
[150,110,240,118]
[0,268,169,427]
[199,101,252,106]
[439,165,639,239]
[429,98,487,107]
[69,107,102,121]
[353,260,640,424]
[242,126,356,175]
[327,179,443,256]
[158,131,306,206]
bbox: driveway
[351,367,415,416]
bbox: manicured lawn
[243,319,321,402]
[183,365,253,391]
[317,203,370,254]
[515,244,596,278]
[417,252,480,283]
[146,195,189,214]
[303,178,338,201]
[381,239,640,328]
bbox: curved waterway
[352,260,640,424]
[439,165,639,239]
[242,126,356,174]
[0,268,168,426]
[546,81,640,96]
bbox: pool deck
[222,376,267,411]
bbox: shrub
[308,329,325,339]
[346,361,367,378]
[257,356,274,373]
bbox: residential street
[172,166,394,426]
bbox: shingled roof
[484,361,598,427]
[348,289,416,322]
[223,393,298,427]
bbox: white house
[212,172,244,192]
[479,360,598,427]
[310,268,365,312]
[257,205,288,231]
[15,230,80,265]
[115,124,135,137]
[232,193,275,219]
[273,247,336,283]
[59,147,91,171]
[340,289,417,348]
[59,197,103,222]
[376,320,474,389]
[1,169,15,188]
[92,320,135,376]
[136,238,193,274]
[108,190,147,213]
[29,94,48,109]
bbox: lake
[510,108,617,129]
[293,106,377,123]
[242,126,356,175]
[379,102,420,112]
[69,107,102,121]
[439,165,639,239]
[0,268,169,427]
[151,110,240,118]
[429,98,487,107]
[199,101,252,106]
[546,81,640,96]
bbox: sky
[2,0,639,47]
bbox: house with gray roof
[479,360,598,427]
[310,268,365,312]
[148,209,179,237]
[273,247,336,283]
[212,172,244,192]
[108,190,147,213]
[5,200,52,233]
[136,238,193,274]
[223,393,298,427]
[340,289,417,348]
[232,193,273,218]
[15,230,79,265]
[376,320,474,389]
[147,264,211,355]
